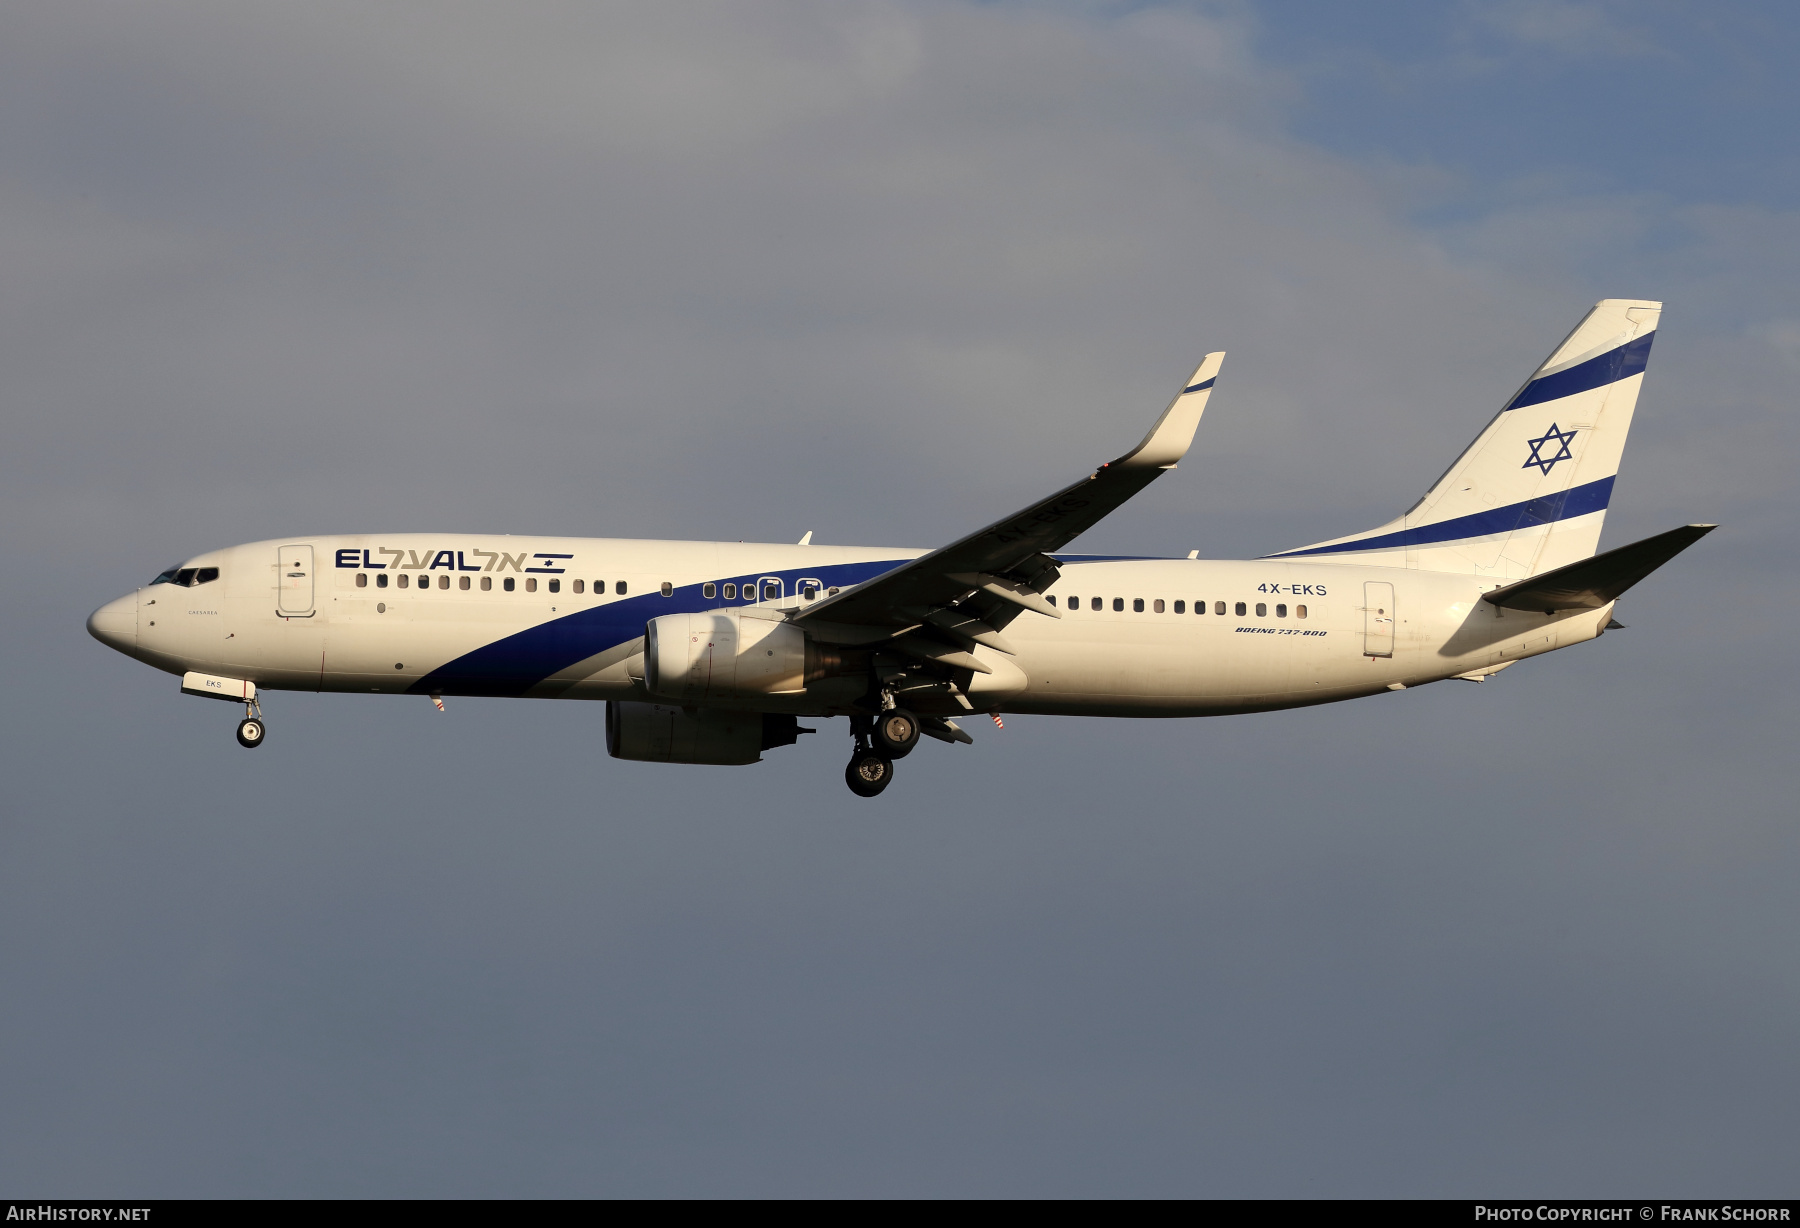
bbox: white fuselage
[94,534,1609,718]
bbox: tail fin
[1269,299,1661,578]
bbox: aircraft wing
[1483,523,1716,613]
[795,353,1224,658]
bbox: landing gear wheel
[845,750,894,797]
[236,717,265,749]
[873,708,920,759]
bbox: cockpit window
[151,566,220,588]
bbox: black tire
[236,718,265,749]
[844,750,893,797]
[872,708,920,759]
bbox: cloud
[1468,0,1667,59]
[0,0,1575,564]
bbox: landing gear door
[1362,581,1394,657]
[278,544,315,617]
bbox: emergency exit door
[278,544,315,617]
[1362,581,1394,657]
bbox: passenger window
[662,582,674,597]
[397,574,409,589]
[616,581,627,595]
[1173,600,1185,613]
[504,577,515,592]
[802,582,818,600]
[526,578,538,592]
[377,573,389,589]
[1153,599,1165,613]
[1133,598,1144,612]
[1276,603,1287,618]
[480,576,492,591]
[1217,601,1228,616]
[704,582,716,599]
[549,579,561,593]
[356,573,368,588]
[1234,601,1245,616]
[593,580,603,593]
[828,587,840,596]
[459,575,470,590]
[1091,597,1102,611]
[723,583,736,599]
[438,575,449,590]
[1296,604,1307,619]
[194,567,219,585]
[762,580,779,601]
[574,580,585,594]
[1255,602,1266,617]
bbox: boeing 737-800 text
[88,300,1711,796]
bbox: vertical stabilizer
[1268,300,1660,578]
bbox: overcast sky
[3,0,1797,1197]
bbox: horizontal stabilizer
[1483,523,1715,612]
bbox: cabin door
[278,544,316,617]
[1362,581,1395,657]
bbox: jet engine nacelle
[605,701,807,766]
[644,610,807,702]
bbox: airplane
[87,299,1712,797]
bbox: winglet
[1117,352,1225,470]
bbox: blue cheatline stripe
[411,559,909,697]
[1182,377,1216,395]
[1264,476,1615,559]
[1507,332,1654,411]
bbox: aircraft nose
[86,592,138,652]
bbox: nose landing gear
[235,697,265,749]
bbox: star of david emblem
[1523,423,1577,475]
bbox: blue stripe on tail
[1264,476,1615,558]
[1507,332,1653,411]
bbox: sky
[2,0,1797,1197]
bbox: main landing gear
[845,748,893,797]
[235,698,266,749]
[843,706,921,797]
